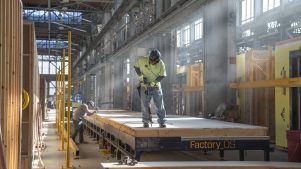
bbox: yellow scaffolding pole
[66,31,72,168]
[61,49,65,150]
[56,68,61,133]
[59,66,61,143]
[56,71,58,129]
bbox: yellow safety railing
[56,31,72,168]
[66,31,72,168]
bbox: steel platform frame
[82,118,270,161]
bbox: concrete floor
[34,109,103,169]
[36,109,289,169]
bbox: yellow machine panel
[275,37,301,148]
[176,63,203,88]
[173,63,204,116]
[236,53,246,121]
[234,50,275,141]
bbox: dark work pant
[71,119,84,143]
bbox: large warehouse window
[194,18,203,40]
[262,0,280,13]
[291,22,301,34]
[176,30,181,47]
[183,25,190,46]
[36,40,68,49]
[241,0,254,24]
[39,61,50,74]
[23,9,82,24]
[38,55,68,75]
[267,20,280,32]
[49,81,56,96]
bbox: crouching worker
[71,101,96,144]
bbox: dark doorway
[290,48,301,130]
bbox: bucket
[287,130,301,162]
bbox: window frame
[240,0,255,25]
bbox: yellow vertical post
[58,68,61,135]
[66,31,72,168]
[200,63,204,87]
[56,72,58,129]
[61,50,65,150]
[247,50,255,124]
[56,68,61,132]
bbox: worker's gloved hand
[143,77,150,84]
[138,75,144,82]
[144,89,148,95]
[150,81,157,87]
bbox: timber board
[85,110,267,138]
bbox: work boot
[143,123,149,128]
[159,124,166,128]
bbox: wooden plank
[85,111,267,138]
[22,22,30,156]
[0,0,4,141]
[0,0,23,169]
[22,22,40,169]
[0,0,4,152]
[0,129,6,169]
[11,1,17,168]
[101,161,301,169]
[7,0,22,168]
[7,0,11,166]
[229,77,301,88]
[63,128,79,157]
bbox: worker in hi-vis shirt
[134,49,167,128]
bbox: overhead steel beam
[24,6,101,13]
[38,48,78,55]
[73,0,138,68]
[52,22,87,32]
[48,0,51,62]
[41,74,68,82]
[77,0,207,80]
[69,0,114,3]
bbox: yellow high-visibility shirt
[134,56,166,88]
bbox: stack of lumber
[0,1,23,169]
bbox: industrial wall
[40,76,47,120]
[0,0,23,169]
[275,37,301,148]
[204,0,229,114]
[236,50,275,141]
